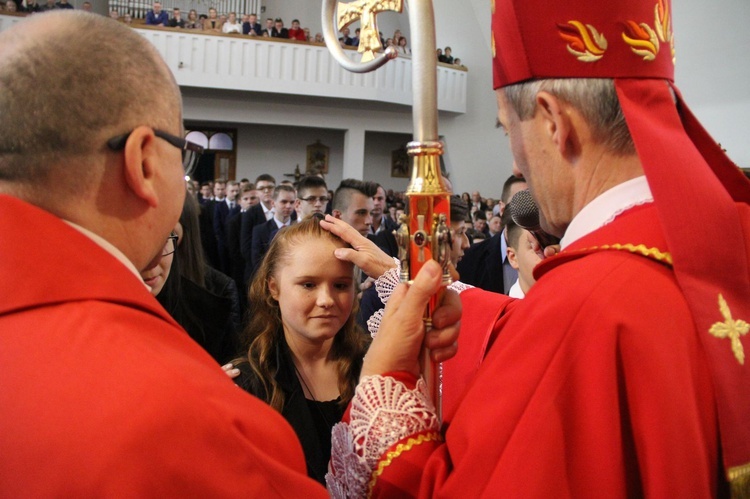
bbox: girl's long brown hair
[237,215,369,412]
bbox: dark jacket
[241,204,296,282]
[271,27,289,39]
[367,216,400,258]
[234,336,353,484]
[456,231,507,294]
[243,22,262,36]
[227,210,247,308]
[157,266,241,365]
[199,199,220,269]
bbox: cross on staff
[323,0,448,423]
[337,0,403,62]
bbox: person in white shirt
[222,12,242,34]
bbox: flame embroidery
[622,20,660,61]
[654,0,676,63]
[558,21,608,62]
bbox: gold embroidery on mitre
[368,432,441,496]
[622,20,660,61]
[558,21,607,62]
[491,0,495,15]
[709,294,749,365]
[491,32,496,58]
[654,0,676,64]
[728,461,750,498]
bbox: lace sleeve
[366,258,401,339]
[374,257,401,305]
[448,280,474,294]
[367,260,473,339]
[326,374,440,498]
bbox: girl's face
[141,227,179,296]
[269,237,355,349]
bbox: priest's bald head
[0,11,187,272]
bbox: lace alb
[367,260,474,338]
[326,375,439,497]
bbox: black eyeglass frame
[106,129,204,177]
[298,195,330,204]
[163,233,179,257]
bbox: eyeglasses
[107,129,204,177]
[299,196,330,204]
[163,233,179,257]
[257,185,275,192]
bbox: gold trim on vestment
[567,243,673,266]
[368,432,442,497]
[729,461,750,499]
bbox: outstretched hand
[320,214,397,279]
[361,260,461,378]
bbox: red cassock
[0,195,327,497]
[368,203,729,497]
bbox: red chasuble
[368,203,734,497]
[0,195,327,497]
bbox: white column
[342,127,366,180]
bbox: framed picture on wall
[391,146,410,178]
[306,140,330,174]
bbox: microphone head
[509,189,540,230]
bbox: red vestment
[364,204,737,497]
[0,195,327,497]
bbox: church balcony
[0,15,467,114]
[137,25,468,114]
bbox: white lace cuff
[366,309,385,339]
[374,257,401,305]
[367,260,474,339]
[326,375,440,498]
[448,280,474,294]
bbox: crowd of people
[1,0,88,11]
[2,2,748,497]
[2,1,465,67]
[190,174,516,305]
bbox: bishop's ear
[534,91,577,158]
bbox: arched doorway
[185,127,238,182]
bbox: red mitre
[492,0,750,490]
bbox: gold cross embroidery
[709,294,749,365]
[337,0,403,62]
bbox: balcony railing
[137,24,468,113]
[0,14,467,113]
